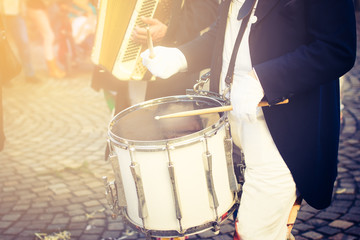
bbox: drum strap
[225,0,257,86]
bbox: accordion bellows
[91,0,171,81]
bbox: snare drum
[107,95,239,238]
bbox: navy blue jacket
[180,0,357,209]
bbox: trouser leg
[229,111,297,240]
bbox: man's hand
[230,71,264,122]
[132,17,168,44]
[141,46,187,79]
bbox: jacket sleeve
[178,0,231,74]
[254,0,357,105]
[164,0,219,46]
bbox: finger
[132,27,147,43]
[141,16,160,26]
[135,25,148,35]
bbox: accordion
[91,0,172,81]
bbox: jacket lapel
[209,0,231,92]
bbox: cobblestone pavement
[1,15,360,240]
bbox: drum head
[109,95,226,143]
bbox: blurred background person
[0,0,40,83]
[49,0,96,72]
[47,0,78,72]
[0,14,22,151]
[26,0,66,79]
[69,0,96,51]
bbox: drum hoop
[122,199,240,238]
[108,95,228,151]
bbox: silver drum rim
[108,95,228,151]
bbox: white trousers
[229,109,297,240]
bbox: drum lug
[129,147,149,227]
[109,153,128,208]
[166,143,184,234]
[202,136,220,220]
[130,162,148,219]
[102,176,122,219]
[224,121,240,193]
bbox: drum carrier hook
[193,71,231,102]
[193,71,210,93]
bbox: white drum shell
[108,95,236,235]
[114,126,233,232]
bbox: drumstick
[154,99,289,120]
[146,27,155,59]
[155,105,233,120]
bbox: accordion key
[92,0,171,81]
